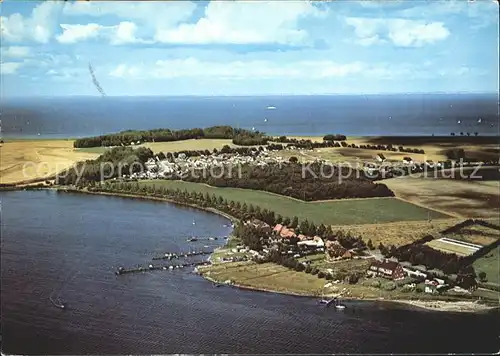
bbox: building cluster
[127,150,287,180]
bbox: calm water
[1,94,498,138]
[1,191,499,354]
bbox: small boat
[264,118,268,122]
[267,106,276,110]
[478,118,482,123]
[187,237,198,242]
[192,219,196,225]
[457,120,461,124]
[335,304,346,310]
[213,282,222,288]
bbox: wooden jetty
[152,250,212,261]
[115,260,210,276]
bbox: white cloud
[56,21,146,45]
[1,62,24,75]
[155,1,327,45]
[62,1,196,28]
[108,58,409,81]
[0,2,62,43]
[346,17,450,47]
[1,46,31,58]
[56,23,103,44]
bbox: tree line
[179,161,395,201]
[273,136,425,154]
[73,126,260,148]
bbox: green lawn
[137,180,450,225]
[473,246,500,286]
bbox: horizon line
[1,91,497,99]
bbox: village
[120,141,491,182]
[202,216,500,302]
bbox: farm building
[424,278,447,294]
[376,153,386,162]
[246,219,272,233]
[325,240,347,261]
[367,259,405,280]
[273,224,283,234]
[403,157,413,164]
[280,227,297,239]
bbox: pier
[152,250,212,260]
[115,261,210,275]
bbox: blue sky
[1,0,498,96]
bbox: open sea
[1,94,498,138]
[1,191,499,354]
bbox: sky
[1,0,498,96]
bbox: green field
[473,246,500,286]
[137,180,450,225]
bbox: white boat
[266,106,276,110]
[457,120,461,124]
[335,304,346,310]
[478,118,482,123]
[264,118,268,122]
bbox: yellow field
[332,219,462,247]
[0,140,99,184]
[381,175,499,218]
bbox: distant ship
[477,118,482,123]
[266,106,276,110]
[457,120,461,124]
[264,118,268,122]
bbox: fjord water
[2,94,498,138]
[1,191,498,354]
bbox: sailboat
[477,118,482,123]
[264,118,268,122]
[335,297,346,310]
[192,219,196,225]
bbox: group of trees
[73,126,258,148]
[450,132,479,137]
[273,136,424,154]
[386,243,462,274]
[323,134,347,141]
[57,146,155,185]
[233,223,267,251]
[232,132,269,146]
[445,148,467,160]
[180,161,395,201]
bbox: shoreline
[201,269,498,313]
[14,187,499,314]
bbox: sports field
[137,180,450,225]
[425,238,479,256]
